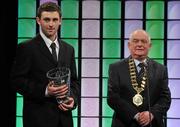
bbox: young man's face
[36,11,61,40]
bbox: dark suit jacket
[107,56,171,127]
[10,34,80,127]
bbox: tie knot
[138,62,145,69]
[50,42,56,50]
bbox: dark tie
[137,63,145,85]
[50,42,57,62]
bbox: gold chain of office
[128,58,147,106]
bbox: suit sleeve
[10,43,47,100]
[151,66,171,124]
[69,47,80,109]
[107,64,139,124]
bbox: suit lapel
[145,58,154,92]
[36,35,57,65]
[57,40,65,67]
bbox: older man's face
[128,31,151,60]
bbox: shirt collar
[39,27,59,49]
[134,59,147,67]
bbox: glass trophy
[46,67,71,104]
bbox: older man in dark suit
[107,29,171,127]
[10,2,79,127]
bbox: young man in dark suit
[107,29,171,127]
[10,2,79,127]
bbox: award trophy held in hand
[46,67,71,104]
